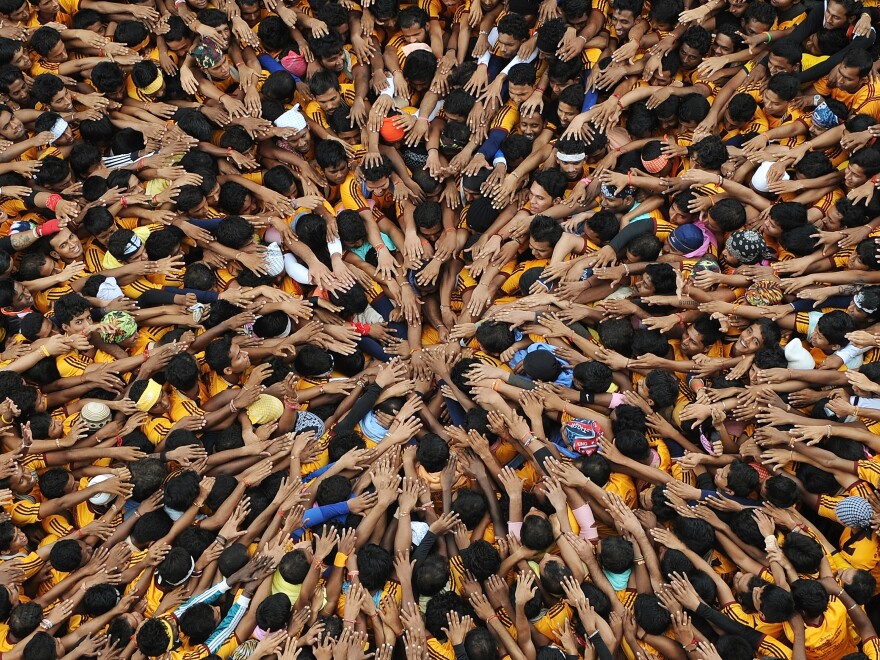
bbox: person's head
[9,602,44,641]
[362,155,393,197]
[520,513,554,551]
[451,488,487,528]
[768,39,802,75]
[704,198,746,234]
[527,169,567,213]
[824,0,861,29]
[475,321,516,356]
[165,352,201,392]
[461,540,501,581]
[0,38,29,71]
[633,262,677,298]
[528,215,563,259]
[713,460,759,498]
[610,0,644,39]
[736,319,780,356]
[49,538,90,572]
[54,292,92,335]
[763,72,800,118]
[414,554,450,596]
[679,25,711,69]
[783,533,824,574]
[692,135,728,171]
[790,578,829,618]
[309,69,343,115]
[309,28,346,71]
[403,50,437,92]
[22,632,63,660]
[358,543,393,590]
[495,13,530,58]
[600,535,634,573]
[679,316,722,357]
[315,139,349,186]
[845,147,880,189]
[30,26,66,61]
[584,210,619,244]
[633,594,671,635]
[554,137,587,179]
[811,310,854,352]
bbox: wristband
[333,552,349,567]
[36,219,60,236]
[45,193,61,211]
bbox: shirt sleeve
[205,594,251,653]
[173,579,231,618]
[292,501,351,539]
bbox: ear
[49,250,60,260]
[223,366,234,376]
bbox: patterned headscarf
[836,496,873,529]
[190,38,224,69]
[812,101,842,130]
[99,310,138,343]
[744,281,783,306]
[726,230,769,265]
[600,182,635,199]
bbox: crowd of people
[5,0,880,656]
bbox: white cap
[264,242,285,277]
[751,161,789,193]
[87,474,114,506]
[274,104,307,131]
[785,337,816,370]
[80,402,112,431]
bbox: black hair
[790,578,829,618]
[49,539,83,572]
[767,72,800,101]
[633,593,671,635]
[403,50,437,85]
[497,13,530,43]
[783,532,824,574]
[357,543,393,590]
[53,292,91,327]
[816,310,854,348]
[681,25,711,55]
[415,554,450,596]
[708,198,747,232]
[461,540,501,580]
[743,0,776,26]
[529,215,563,245]
[10,604,45,644]
[692,135,728,170]
[679,93,711,124]
[601,535,634,573]
[586,210,620,243]
[451,488,487,528]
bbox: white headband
[556,152,585,163]
[156,554,195,586]
[49,117,69,144]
